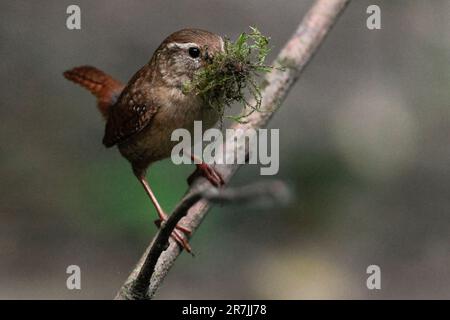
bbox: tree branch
[115,0,350,300]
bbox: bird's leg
[187,154,225,187]
[135,171,192,253]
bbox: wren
[64,29,227,253]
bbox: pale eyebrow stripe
[167,42,199,50]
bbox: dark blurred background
[1,0,449,299]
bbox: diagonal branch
[115,0,350,300]
[116,181,290,300]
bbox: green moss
[182,27,274,123]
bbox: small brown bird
[64,29,227,253]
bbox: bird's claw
[188,163,225,187]
[154,218,193,254]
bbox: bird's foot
[187,163,225,187]
[154,218,193,255]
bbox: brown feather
[102,66,160,148]
[63,66,124,118]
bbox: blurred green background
[1,0,449,299]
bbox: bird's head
[152,28,224,88]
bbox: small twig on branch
[115,0,350,300]
[201,180,291,207]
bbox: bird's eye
[188,47,201,58]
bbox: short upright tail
[63,66,125,119]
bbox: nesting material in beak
[182,27,274,123]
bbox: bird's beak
[204,50,215,65]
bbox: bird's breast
[118,88,220,168]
